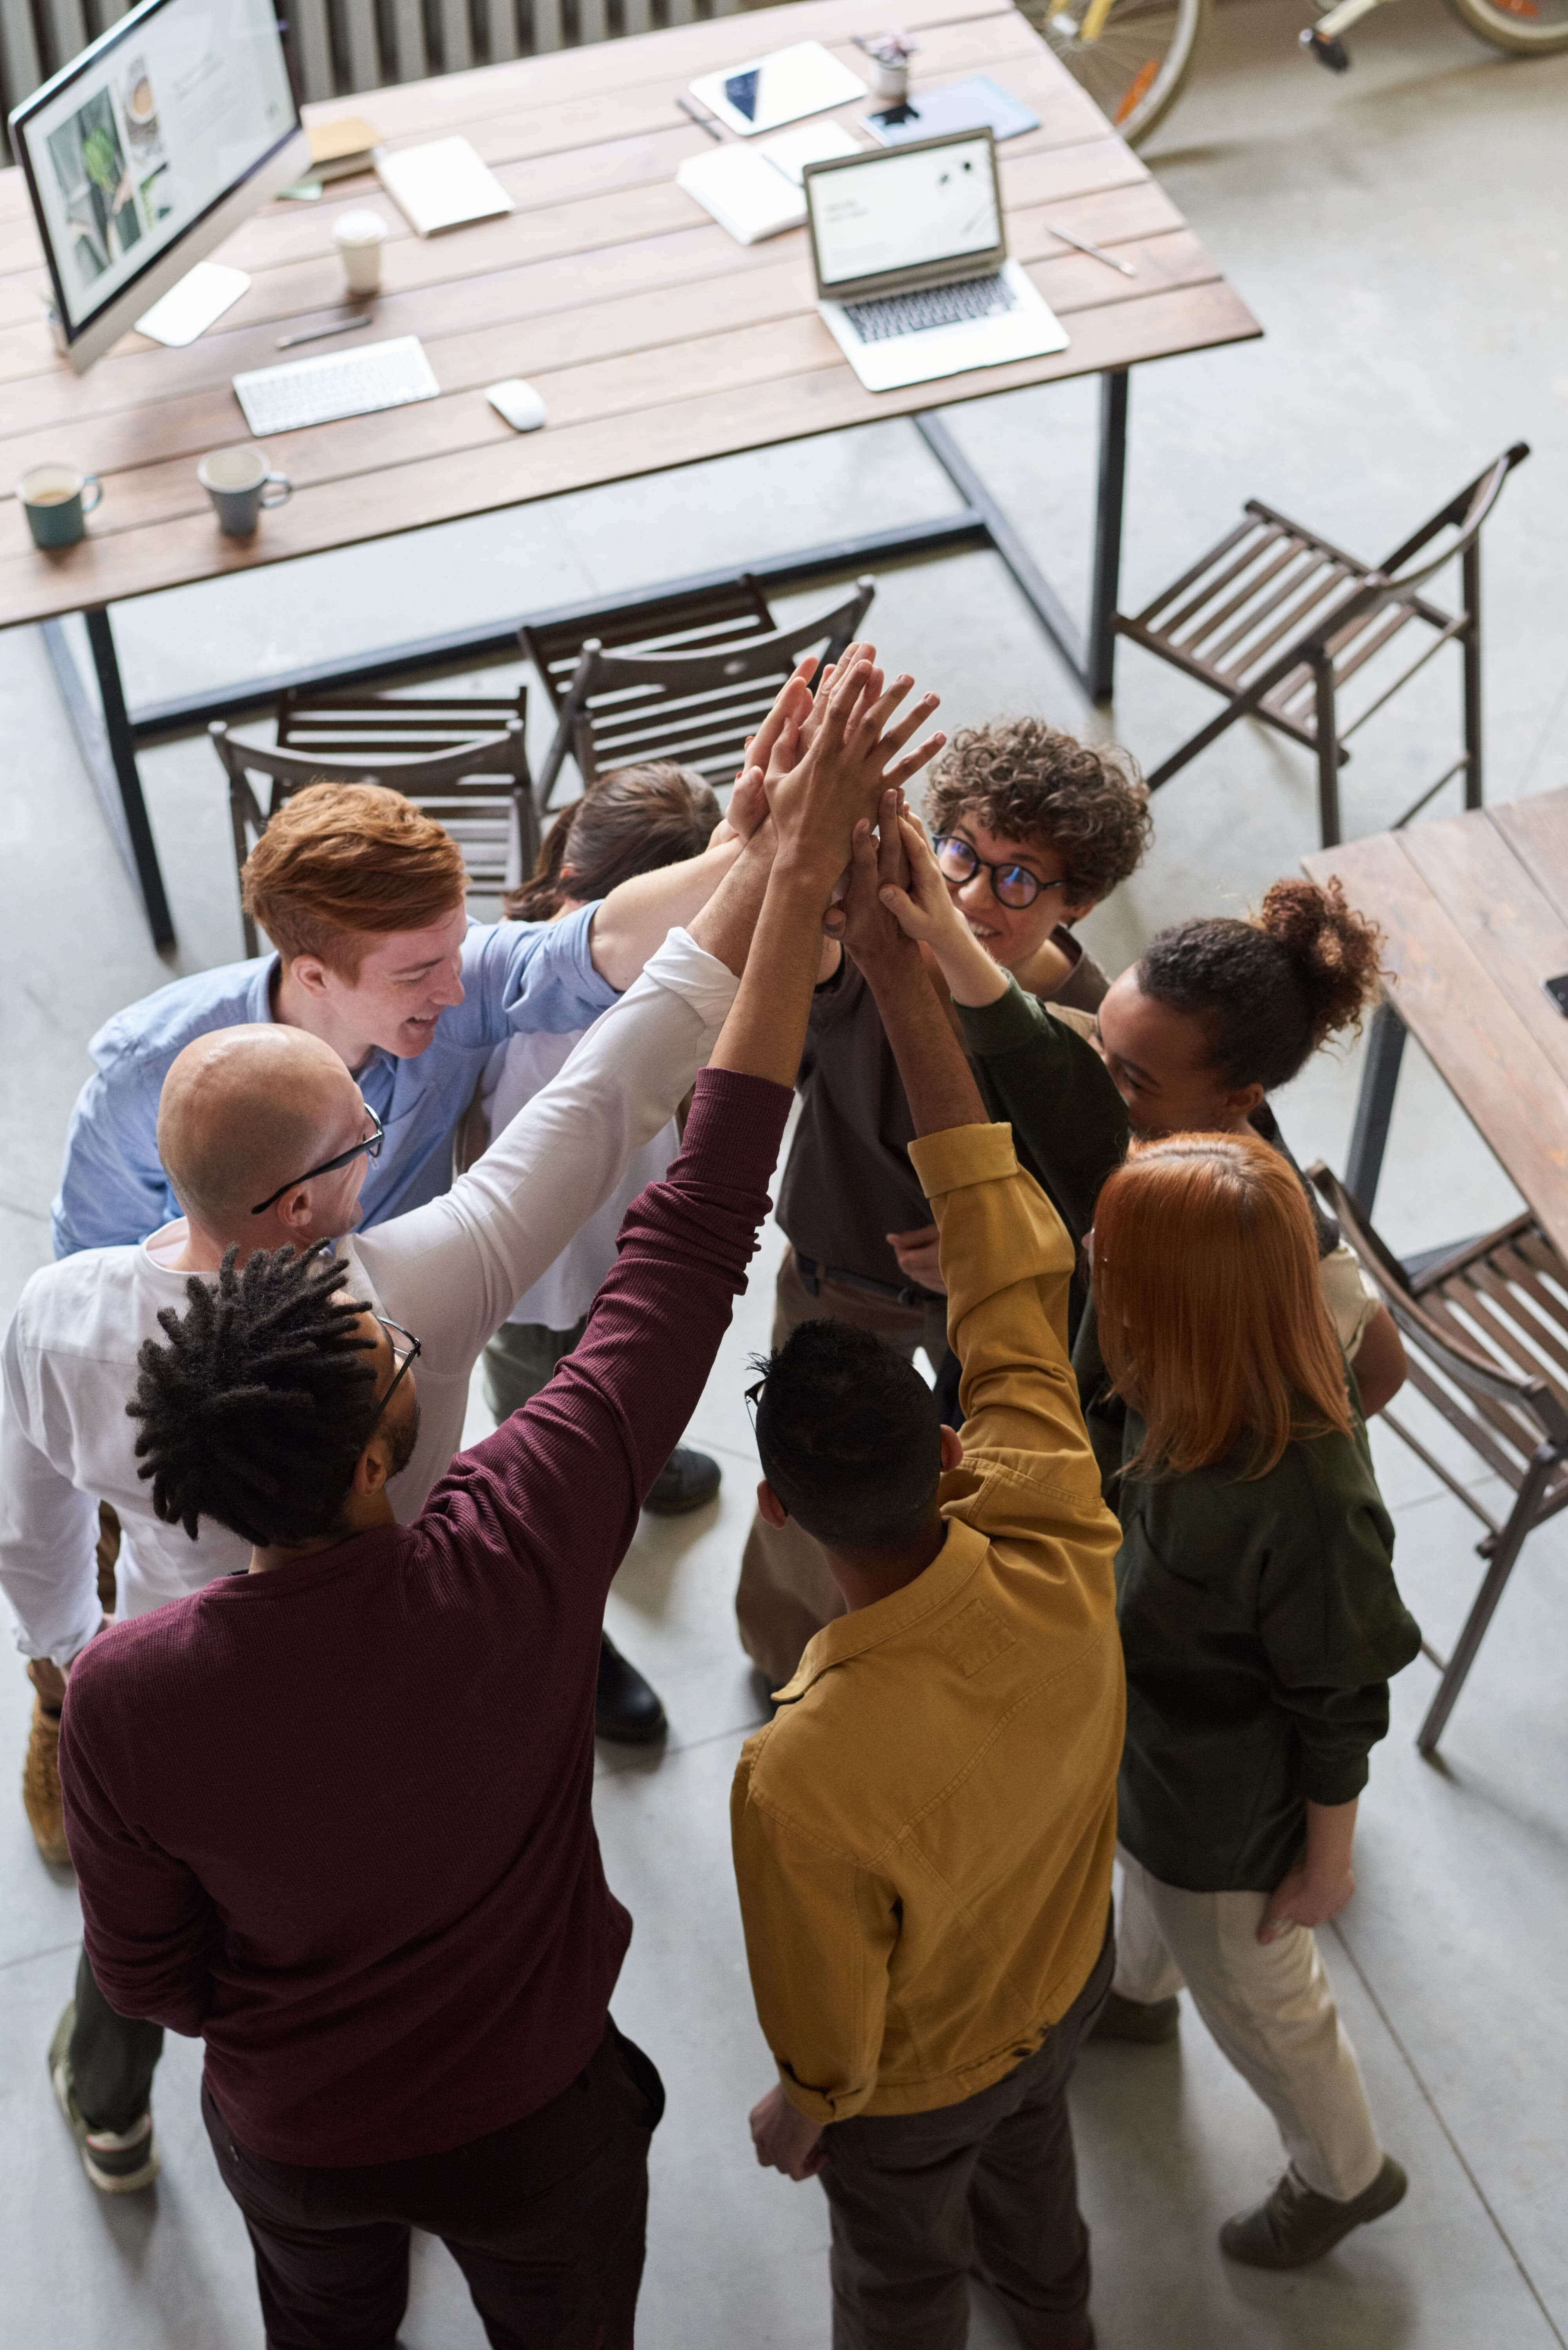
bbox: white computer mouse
[486,378,547,433]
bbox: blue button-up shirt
[51,910,615,1258]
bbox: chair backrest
[1265,443,1532,660]
[529,577,877,799]
[212,696,534,957]
[1309,1161,1568,1462]
[0,0,747,155]
[521,574,778,720]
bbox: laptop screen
[807,134,1001,293]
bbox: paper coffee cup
[333,210,388,298]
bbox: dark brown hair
[1137,878,1385,1093]
[923,718,1151,906]
[241,783,467,976]
[506,761,721,921]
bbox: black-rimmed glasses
[251,1103,385,1217]
[933,834,1069,912]
[365,1316,421,1438]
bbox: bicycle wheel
[1019,0,1210,146]
[1440,0,1568,53]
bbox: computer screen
[807,135,1001,293]
[13,0,298,345]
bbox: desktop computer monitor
[9,0,309,373]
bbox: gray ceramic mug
[198,445,293,538]
[18,463,102,549]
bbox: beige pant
[1114,1849,1384,2202]
[735,1248,950,1688]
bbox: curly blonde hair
[923,718,1151,905]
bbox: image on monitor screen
[16,0,297,338]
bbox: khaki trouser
[736,1248,950,1688]
[1114,1848,1385,2202]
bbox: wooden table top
[1306,793,1568,1264]
[0,0,1259,629]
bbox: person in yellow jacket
[732,798,1124,2350]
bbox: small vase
[871,56,910,103]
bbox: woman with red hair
[1095,1135,1418,2268]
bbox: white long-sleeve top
[481,1028,680,1334]
[0,930,737,1667]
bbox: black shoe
[642,1447,721,1516]
[1220,2156,1407,2268]
[596,1634,668,1744]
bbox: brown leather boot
[23,1696,70,1868]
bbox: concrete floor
[4,0,1568,2342]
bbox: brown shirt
[776,930,1110,1291]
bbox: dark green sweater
[955,978,1422,1892]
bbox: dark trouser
[481,1318,591,1422]
[70,1946,163,2134]
[202,2019,664,2350]
[820,1917,1114,2350]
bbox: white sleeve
[0,1312,104,1669]
[355,927,739,1377]
[1319,1242,1380,1360]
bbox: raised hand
[710,655,821,846]
[769,659,936,886]
[836,791,918,973]
[874,805,1008,1010]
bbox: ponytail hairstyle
[506,761,721,921]
[1094,1131,1352,1481]
[1136,877,1384,1093]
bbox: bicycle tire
[1439,0,1568,53]
[1018,0,1210,147]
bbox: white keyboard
[232,336,440,437]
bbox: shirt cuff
[1299,1748,1373,1809]
[909,1122,1018,1201]
[953,974,1050,1058]
[642,926,742,1031]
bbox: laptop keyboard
[842,273,1017,345]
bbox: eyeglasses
[932,835,1068,912]
[365,1316,421,1439]
[251,1103,385,1217]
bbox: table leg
[41,607,175,949]
[1087,369,1129,705]
[1345,998,1406,1216]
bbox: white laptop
[803,128,1068,394]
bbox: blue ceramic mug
[19,463,102,549]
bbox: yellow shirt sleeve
[908,1123,1103,1506]
[731,1736,899,2125]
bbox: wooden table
[0,0,1260,943]
[1306,790,1568,1266]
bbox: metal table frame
[40,376,1131,951]
[1344,997,1408,1217]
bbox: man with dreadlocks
[7,647,939,2202]
[54,656,941,2350]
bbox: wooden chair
[522,574,876,807]
[1116,444,1529,848]
[212,688,536,957]
[1310,1161,1568,1757]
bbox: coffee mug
[333,210,388,299]
[198,445,293,537]
[18,463,102,550]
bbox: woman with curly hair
[736,718,1152,1688]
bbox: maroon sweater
[60,1068,791,2167]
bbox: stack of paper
[676,120,861,245]
[375,137,513,236]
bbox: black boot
[596,1634,668,1745]
[642,1447,721,1516]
